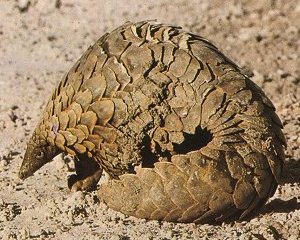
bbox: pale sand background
[0,0,299,239]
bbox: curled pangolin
[19,21,286,223]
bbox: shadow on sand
[261,158,300,215]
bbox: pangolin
[19,21,286,224]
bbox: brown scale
[19,21,285,224]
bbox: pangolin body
[19,21,286,223]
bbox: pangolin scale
[19,21,286,224]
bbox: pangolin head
[19,129,59,180]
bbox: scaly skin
[19,21,286,223]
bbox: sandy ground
[0,0,299,239]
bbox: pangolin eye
[36,151,44,159]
